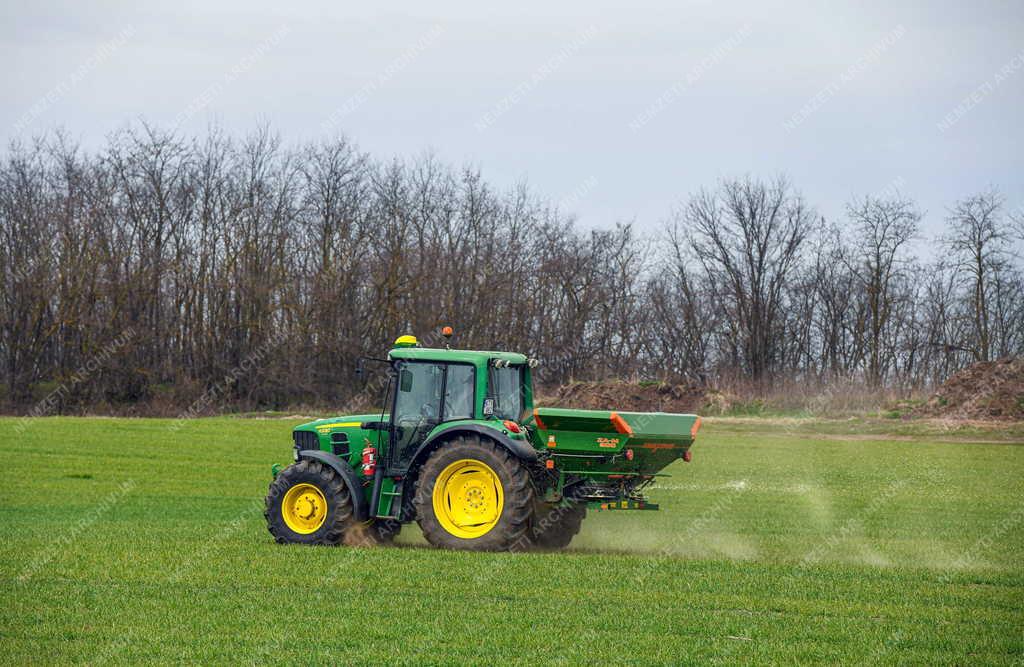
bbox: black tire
[345,517,402,547]
[414,434,534,552]
[265,460,356,545]
[530,499,586,550]
[369,492,416,543]
[373,517,403,542]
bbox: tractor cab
[382,335,533,473]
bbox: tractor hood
[296,414,383,434]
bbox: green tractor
[265,331,701,551]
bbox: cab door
[388,361,475,472]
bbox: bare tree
[646,229,718,383]
[671,176,814,385]
[2,126,1022,415]
[943,190,1014,361]
[845,193,921,386]
[807,226,859,378]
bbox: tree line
[1,125,1022,414]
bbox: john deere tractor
[265,331,701,551]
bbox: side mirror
[482,398,495,417]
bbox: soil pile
[919,357,1024,420]
[537,380,724,414]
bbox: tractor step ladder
[377,480,404,519]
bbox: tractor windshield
[487,364,524,421]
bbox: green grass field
[1,416,1022,665]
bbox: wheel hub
[295,495,316,519]
[282,483,327,534]
[432,459,504,539]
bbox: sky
[2,0,1022,243]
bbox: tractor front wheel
[414,435,534,551]
[265,460,356,545]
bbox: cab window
[443,364,475,420]
[394,363,443,426]
[487,365,523,421]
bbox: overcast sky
[2,0,1022,241]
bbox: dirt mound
[919,357,1024,420]
[537,380,723,414]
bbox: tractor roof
[389,346,528,366]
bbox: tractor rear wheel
[265,460,357,545]
[414,435,534,552]
[530,500,586,550]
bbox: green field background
[0,417,1021,664]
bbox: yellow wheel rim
[282,483,328,534]
[432,458,504,539]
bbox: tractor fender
[410,423,539,472]
[297,449,369,521]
